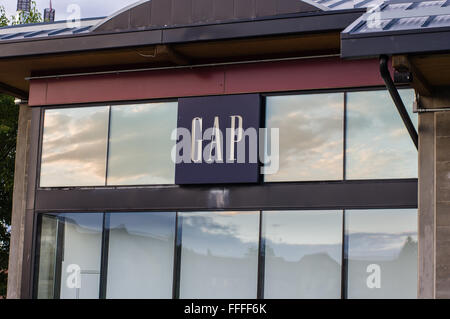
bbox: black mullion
[53,216,65,299]
[343,92,348,180]
[99,213,110,299]
[172,212,182,299]
[257,211,266,299]
[104,106,112,186]
[341,210,348,299]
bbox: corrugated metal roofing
[343,0,450,35]
[0,17,104,41]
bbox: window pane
[106,212,176,299]
[40,107,109,187]
[36,215,58,299]
[346,89,418,179]
[107,102,177,185]
[346,209,418,299]
[179,211,259,299]
[265,94,344,182]
[263,211,342,299]
[59,213,103,299]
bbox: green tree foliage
[0,1,42,298]
[11,1,42,25]
[0,6,9,26]
[0,95,17,298]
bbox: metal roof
[344,0,450,35]
[0,0,370,42]
[0,17,104,41]
[341,0,450,57]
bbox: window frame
[33,208,419,299]
[30,85,418,299]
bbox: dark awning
[341,0,450,58]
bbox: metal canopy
[342,0,450,57]
[0,0,378,43]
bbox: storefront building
[0,0,449,299]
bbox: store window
[40,102,178,188]
[107,102,178,185]
[36,215,58,299]
[263,210,342,299]
[345,209,418,299]
[40,107,109,187]
[39,89,417,187]
[106,212,176,299]
[178,211,260,299]
[36,213,103,299]
[265,93,344,182]
[35,209,418,299]
[346,90,418,179]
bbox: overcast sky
[2,0,140,20]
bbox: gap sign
[175,94,261,184]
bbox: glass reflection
[346,89,418,179]
[263,211,342,299]
[59,213,103,299]
[265,93,344,182]
[36,215,58,299]
[179,211,259,299]
[36,213,103,299]
[346,209,418,299]
[106,212,176,299]
[40,107,109,187]
[107,102,178,185]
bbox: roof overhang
[341,0,450,58]
[0,9,364,98]
[0,9,363,59]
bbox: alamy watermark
[170,116,280,175]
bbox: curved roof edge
[91,0,148,32]
[91,0,328,33]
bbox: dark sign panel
[175,94,261,184]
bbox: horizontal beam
[35,179,418,212]
[341,29,450,58]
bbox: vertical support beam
[418,112,435,299]
[435,111,450,299]
[20,107,41,299]
[6,104,31,299]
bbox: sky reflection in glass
[346,89,418,179]
[265,93,344,182]
[346,209,418,299]
[263,211,343,299]
[40,107,109,187]
[179,211,259,299]
[107,102,178,185]
[106,212,176,299]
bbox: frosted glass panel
[179,211,259,299]
[59,213,103,299]
[263,211,342,299]
[107,102,178,185]
[265,93,344,182]
[346,209,418,299]
[346,89,418,179]
[40,107,109,187]
[37,215,58,299]
[106,213,176,299]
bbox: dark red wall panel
[224,58,385,94]
[29,57,386,106]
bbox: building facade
[0,0,448,299]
